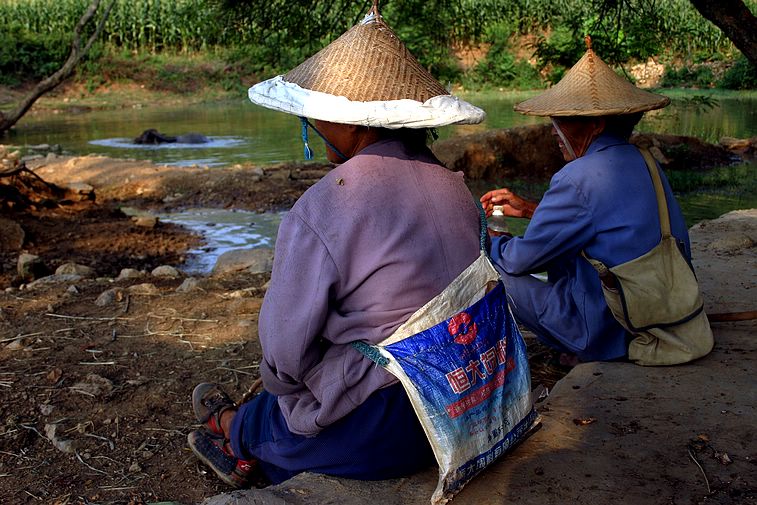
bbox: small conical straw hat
[283,7,448,102]
[515,37,670,116]
[247,2,484,128]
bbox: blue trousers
[228,383,435,484]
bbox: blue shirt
[490,133,691,360]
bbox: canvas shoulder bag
[583,148,714,366]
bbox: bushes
[0,25,71,85]
[718,56,757,90]
[660,65,715,88]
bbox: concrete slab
[201,210,757,505]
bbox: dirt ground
[3,142,753,504]
[0,153,574,505]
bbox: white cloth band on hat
[248,76,486,129]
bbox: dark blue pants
[228,384,435,484]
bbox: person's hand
[480,188,537,219]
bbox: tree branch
[689,0,757,67]
[0,0,116,135]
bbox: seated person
[480,38,691,363]
[187,6,486,487]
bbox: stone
[132,215,158,228]
[95,288,124,307]
[176,277,203,293]
[17,253,49,282]
[63,182,95,201]
[55,262,96,278]
[5,338,25,350]
[211,248,275,276]
[71,373,113,398]
[151,265,181,278]
[128,283,160,296]
[0,218,24,251]
[116,268,144,281]
[27,274,83,289]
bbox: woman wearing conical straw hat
[187,2,486,487]
[480,37,707,365]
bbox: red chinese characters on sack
[448,312,478,345]
[445,337,510,395]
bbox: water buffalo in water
[134,128,210,145]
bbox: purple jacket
[258,139,480,436]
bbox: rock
[132,215,158,228]
[708,233,755,254]
[433,124,562,181]
[116,268,144,281]
[17,253,49,282]
[720,136,756,159]
[212,248,275,276]
[55,262,96,278]
[71,373,113,398]
[44,423,76,454]
[0,218,24,251]
[95,288,125,307]
[5,338,25,350]
[128,283,160,296]
[27,274,83,289]
[176,277,203,293]
[66,285,80,295]
[151,265,181,278]
[62,182,95,201]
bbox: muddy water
[157,208,285,274]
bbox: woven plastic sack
[356,253,538,504]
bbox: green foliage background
[0,0,755,89]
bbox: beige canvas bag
[583,148,714,366]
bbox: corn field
[0,0,748,56]
[0,0,223,52]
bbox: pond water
[9,91,756,167]
[7,90,756,273]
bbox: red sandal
[192,382,236,436]
[187,430,255,488]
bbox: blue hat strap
[298,117,349,162]
[299,117,314,160]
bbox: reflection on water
[157,208,285,274]
[9,92,756,167]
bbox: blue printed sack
[357,252,538,504]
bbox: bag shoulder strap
[639,148,671,238]
[582,147,670,271]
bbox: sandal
[192,382,236,436]
[187,430,255,488]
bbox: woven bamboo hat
[515,37,670,117]
[248,2,484,128]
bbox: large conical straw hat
[515,37,670,117]
[248,2,484,128]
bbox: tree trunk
[689,0,757,67]
[0,0,116,135]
